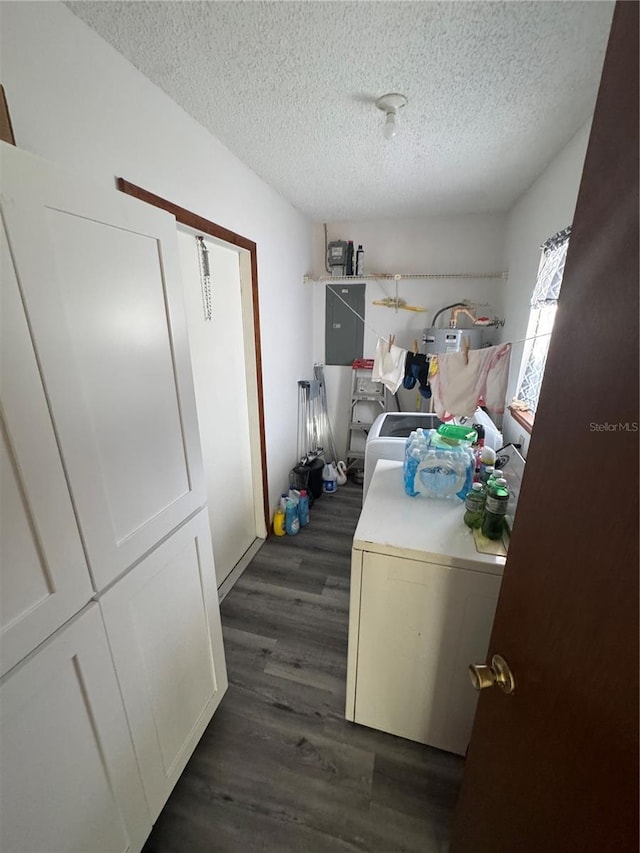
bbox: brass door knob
[469,654,516,695]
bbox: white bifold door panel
[100,509,228,820]
[0,220,93,677]
[0,142,205,591]
[0,604,150,853]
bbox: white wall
[499,121,592,455]
[0,1,313,514]
[311,215,507,460]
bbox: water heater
[422,327,486,355]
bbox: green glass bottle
[482,480,509,540]
[464,482,486,529]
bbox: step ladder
[346,358,386,472]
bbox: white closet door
[0,604,150,853]
[0,220,93,677]
[0,142,205,591]
[100,509,228,820]
[177,232,257,587]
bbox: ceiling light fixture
[376,93,408,140]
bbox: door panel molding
[99,510,228,821]
[1,219,93,676]
[0,604,150,853]
[0,143,206,591]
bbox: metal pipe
[431,302,467,328]
[450,306,479,328]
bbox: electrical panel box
[325,283,365,365]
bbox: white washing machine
[363,410,503,500]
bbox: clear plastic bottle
[404,445,421,495]
[482,481,509,540]
[404,429,474,500]
[464,482,486,529]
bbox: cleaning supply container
[273,506,286,536]
[298,490,310,526]
[285,499,300,535]
[322,462,338,494]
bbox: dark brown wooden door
[451,4,639,851]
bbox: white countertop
[353,460,506,575]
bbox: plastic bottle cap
[496,478,507,485]
[300,490,307,496]
[472,483,483,491]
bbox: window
[514,227,571,419]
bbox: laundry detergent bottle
[273,506,286,536]
[298,490,310,526]
[322,462,338,494]
[285,499,300,535]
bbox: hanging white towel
[430,343,511,419]
[372,337,407,394]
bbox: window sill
[508,405,534,435]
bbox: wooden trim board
[0,85,16,145]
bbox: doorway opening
[117,180,269,598]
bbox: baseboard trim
[217,538,265,603]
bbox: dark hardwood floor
[143,481,463,853]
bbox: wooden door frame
[116,179,269,535]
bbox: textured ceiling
[67,1,614,222]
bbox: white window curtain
[515,227,571,413]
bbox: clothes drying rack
[296,366,339,464]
